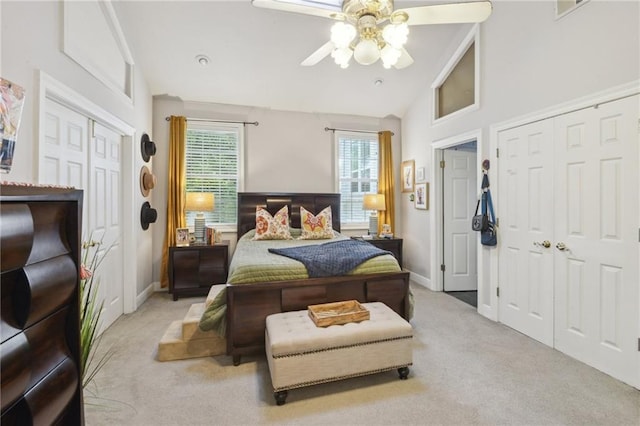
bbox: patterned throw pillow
[299,206,334,240]
[253,206,293,240]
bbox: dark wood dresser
[1,185,84,425]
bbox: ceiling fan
[252,0,492,69]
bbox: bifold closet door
[497,119,555,347]
[553,95,639,387]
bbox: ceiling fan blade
[398,1,493,26]
[252,0,340,19]
[394,48,414,69]
[301,41,335,66]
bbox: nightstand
[168,241,229,301]
[352,236,403,267]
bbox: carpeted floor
[84,284,639,425]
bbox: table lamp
[362,194,386,237]
[185,192,215,243]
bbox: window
[185,122,243,227]
[335,131,379,226]
[432,24,479,122]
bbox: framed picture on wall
[401,160,415,193]
[415,183,428,210]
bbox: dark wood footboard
[226,271,410,364]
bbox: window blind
[185,123,242,226]
[336,132,379,224]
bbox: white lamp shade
[353,39,380,65]
[185,192,215,212]
[362,194,386,211]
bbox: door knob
[534,240,551,248]
[556,242,567,251]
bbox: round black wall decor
[140,202,158,230]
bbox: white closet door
[497,119,555,346]
[41,99,89,188]
[41,98,124,332]
[443,148,477,291]
[553,95,639,387]
[90,122,124,331]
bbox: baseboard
[406,270,433,290]
[136,282,155,309]
[152,280,168,292]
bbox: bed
[206,192,411,365]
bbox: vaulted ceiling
[113,1,471,118]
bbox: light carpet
[84,284,639,425]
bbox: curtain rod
[165,116,259,126]
[325,127,394,136]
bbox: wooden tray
[307,300,370,327]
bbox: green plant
[80,232,114,389]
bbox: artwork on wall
[0,78,26,174]
[416,166,425,182]
[415,183,428,210]
[401,160,414,193]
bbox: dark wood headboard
[237,192,341,239]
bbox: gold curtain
[378,130,395,235]
[160,116,187,288]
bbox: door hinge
[440,264,446,272]
[496,148,500,158]
[496,218,500,227]
[497,287,500,297]
[440,160,445,169]
[637,118,640,134]
[638,338,640,352]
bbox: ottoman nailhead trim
[273,363,413,392]
[271,335,412,359]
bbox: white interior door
[497,119,555,347]
[442,148,477,291]
[90,122,124,330]
[553,95,639,387]
[41,98,124,332]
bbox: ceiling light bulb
[331,22,356,49]
[331,47,352,67]
[381,45,401,68]
[382,23,409,49]
[353,39,380,65]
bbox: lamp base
[368,214,378,237]
[194,214,206,243]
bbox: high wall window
[335,131,379,226]
[432,25,479,122]
[185,122,243,227]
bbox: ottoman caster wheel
[398,366,410,380]
[274,390,288,406]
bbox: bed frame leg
[232,355,241,366]
[398,366,410,380]
[274,390,288,406]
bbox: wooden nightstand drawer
[169,242,229,301]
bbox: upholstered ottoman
[265,302,413,405]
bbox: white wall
[1,1,154,300]
[150,97,402,284]
[401,0,640,283]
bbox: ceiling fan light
[382,22,409,49]
[331,22,356,48]
[380,44,401,68]
[353,39,380,65]
[331,46,352,67]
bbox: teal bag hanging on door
[481,188,497,246]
